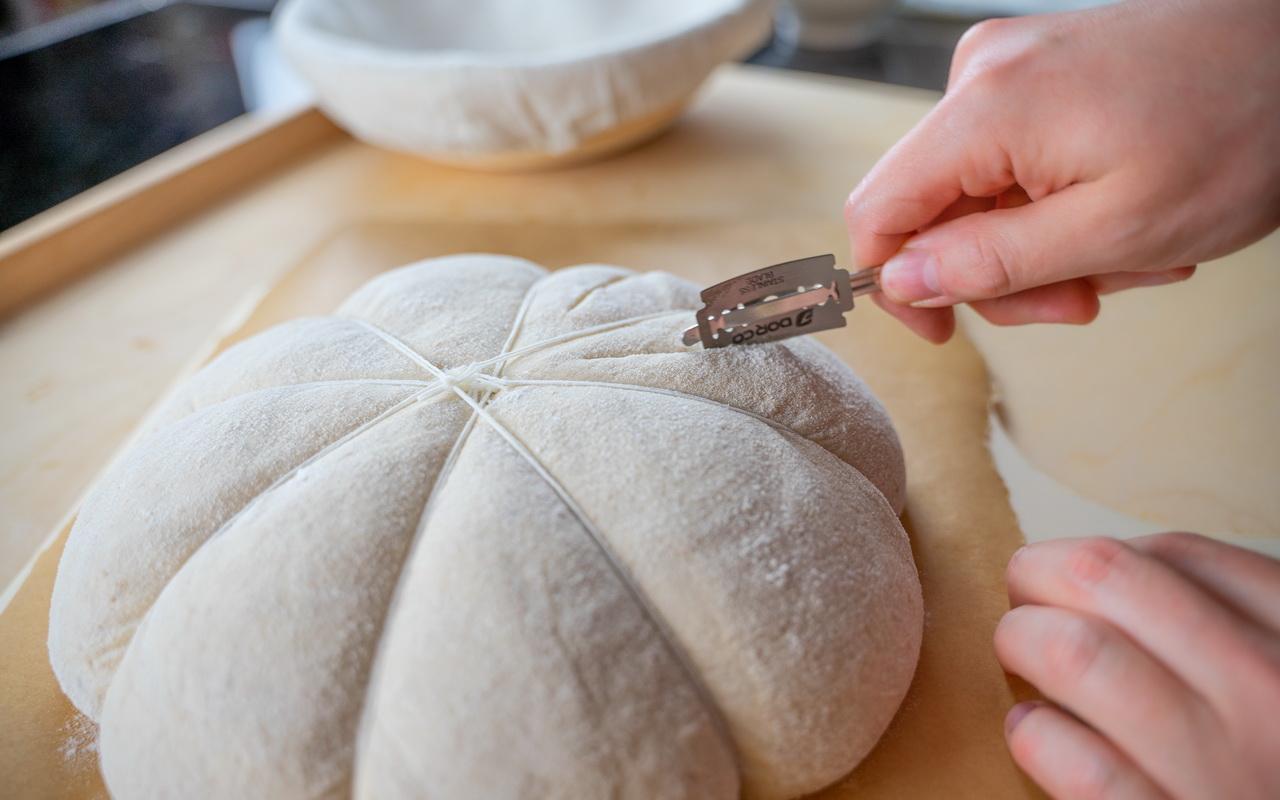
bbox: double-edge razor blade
[681,254,881,348]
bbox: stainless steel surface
[848,264,881,294]
[681,257,881,348]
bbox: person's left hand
[996,533,1280,799]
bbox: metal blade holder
[681,254,881,348]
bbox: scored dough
[48,255,923,799]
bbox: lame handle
[847,265,881,297]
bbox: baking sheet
[0,217,1037,798]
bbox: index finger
[844,93,1013,267]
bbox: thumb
[879,182,1133,305]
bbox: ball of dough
[48,255,922,799]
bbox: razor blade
[681,255,881,348]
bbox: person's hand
[996,533,1280,799]
[844,0,1280,343]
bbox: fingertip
[1071,287,1101,325]
[1029,279,1098,325]
[926,308,958,344]
[870,292,956,343]
[844,182,868,217]
[1000,690,1173,800]
[1006,544,1029,592]
[843,188,861,230]
[993,606,1019,655]
[1005,701,1042,739]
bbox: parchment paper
[0,219,1036,798]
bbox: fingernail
[909,294,958,309]
[1005,702,1038,737]
[881,248,943,304]
[1132,271,1183,288]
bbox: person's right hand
[844,0,1280,343]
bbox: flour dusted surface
[48,255,922,799]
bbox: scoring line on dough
[345,305,746,784]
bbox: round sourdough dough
[48,255,922,800]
